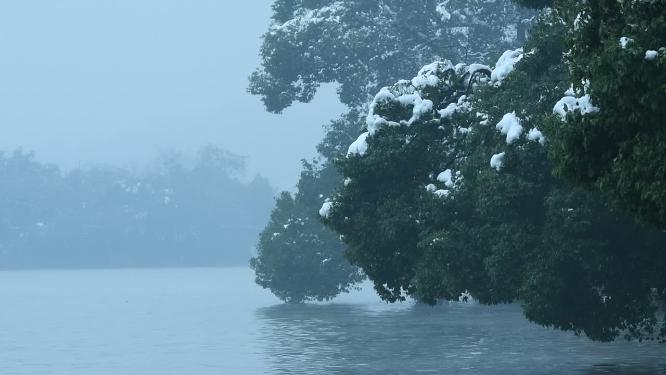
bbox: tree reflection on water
[256,303,666,374]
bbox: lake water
[0,267,664,374]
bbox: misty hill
[0,145,275,269]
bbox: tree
[543,0,666,230]
[322,11,666,342]
[251,158,365,303]
[249,0,533,302]
[250,109,366,302]
[250,0,534,113]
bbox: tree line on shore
[0,146,274,269]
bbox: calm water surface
[0,267,664,374]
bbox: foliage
[250,157,365,303]
[322,13,666,342]
[250,110,365,303]
[0,146,274,268]
[512,0,553,9]
[250,0,534,112]
[544,0,666,230]
[248,0,532,303]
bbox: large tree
[249,0,533,302]
[322,11,666,342]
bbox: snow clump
[348,132,369,156]
[365,85,433,134]
[319,200,334,219]
[491,49,523,82]
[527,128,546,145]
[435,1,451,21]
[619,37,633,49]
[553,86,600,121]
[495,112,523,144]
[645,50,659,61]
[433,189,450,198]
[438,103,458,119]
[412,61,454,89]
[553,95,599,120]
[437,169,454,188]
[490,152,506,171]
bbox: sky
[0,0,346,191]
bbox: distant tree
[0,146,274,269]
[0,150,63,265]
[322,12,666,342]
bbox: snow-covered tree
[250,0,534,112]
[249,0,532,302]
[322,12,666,342]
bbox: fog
[1,1,665,373]
[0,0,345,269]
[0,0,345,191]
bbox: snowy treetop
[251,0,534,112]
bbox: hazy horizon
[0,0,346,191]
